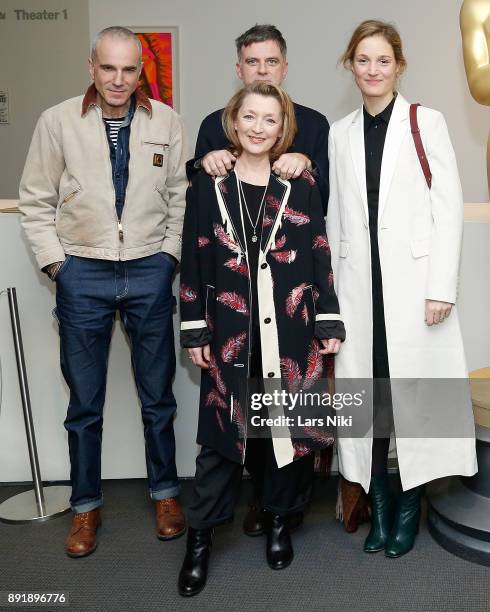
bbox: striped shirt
[104,117,125,149]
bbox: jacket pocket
[410,237,430,259]
[339,240,350,258]
[143,140,169,147]
[59,179,82,207]
[144,141,169,171]
[154,181,169,208]
[54,255,72,280]
[302,285,316,321]
[205,284,216,331]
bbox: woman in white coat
[327,20,477,557]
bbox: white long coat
[326,94,477,492]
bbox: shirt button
[267,372,275,378]
[264,317,271,324]
[261,263,268,269]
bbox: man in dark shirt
[190,24,330,537]
[188,24,330,214]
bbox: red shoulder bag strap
[409,103,432,190]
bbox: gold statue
[460,0,490,197]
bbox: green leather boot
[384,485,422,558]
[363,474,395,553]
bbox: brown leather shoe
[155,497,186,540]
[64,509,101,558]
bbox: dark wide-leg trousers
[188,324,314,529]
[187,441,315,530]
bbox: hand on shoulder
[202,149,236,177]
[272,152,311,180]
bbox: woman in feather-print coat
[180,169,343,465]
[177,81,345,597]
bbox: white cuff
[180,319,207,330]
[315,313,342,322]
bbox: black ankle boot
[364,474,395,553]
[266,514,294,570]
[385,486,422,558]
[243,504,270,536]
[178,527,213,597]
[243,504,303,537]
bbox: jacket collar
[377,93,409,222]
[351,92,409,126]
[349,93,409,225]
[81,83,152,117]
[363,93,397,130]
[259,174,289,253]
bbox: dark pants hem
[187,443,314,529]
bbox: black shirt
[240,181,267,340]
[363,95,396,379]
[363,94,396,227]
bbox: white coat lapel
[214,173,246,255]
[378,94,409,224]
[260,175,291,258]
[348,108,369,224]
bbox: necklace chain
[238,179,267,243]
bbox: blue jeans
[55,253,180,512]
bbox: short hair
[339,20,407,73]
[91,26,142,64]
[222,81,297,162]
[235,24,287,60]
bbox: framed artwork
[131,27,180,111]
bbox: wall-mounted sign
[0,90,9,124]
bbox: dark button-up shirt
[363,94,396,225]
[104,97,136,220]
[363,94,396,379]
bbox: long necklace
[238,179,267,243]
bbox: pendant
[252,234,258,243]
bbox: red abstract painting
[136,32,174,108]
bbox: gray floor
[0,478,489,612]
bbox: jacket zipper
[119,115,136,251]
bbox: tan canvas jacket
[19,85,188,269]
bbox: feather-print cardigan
[180,168,345,467]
